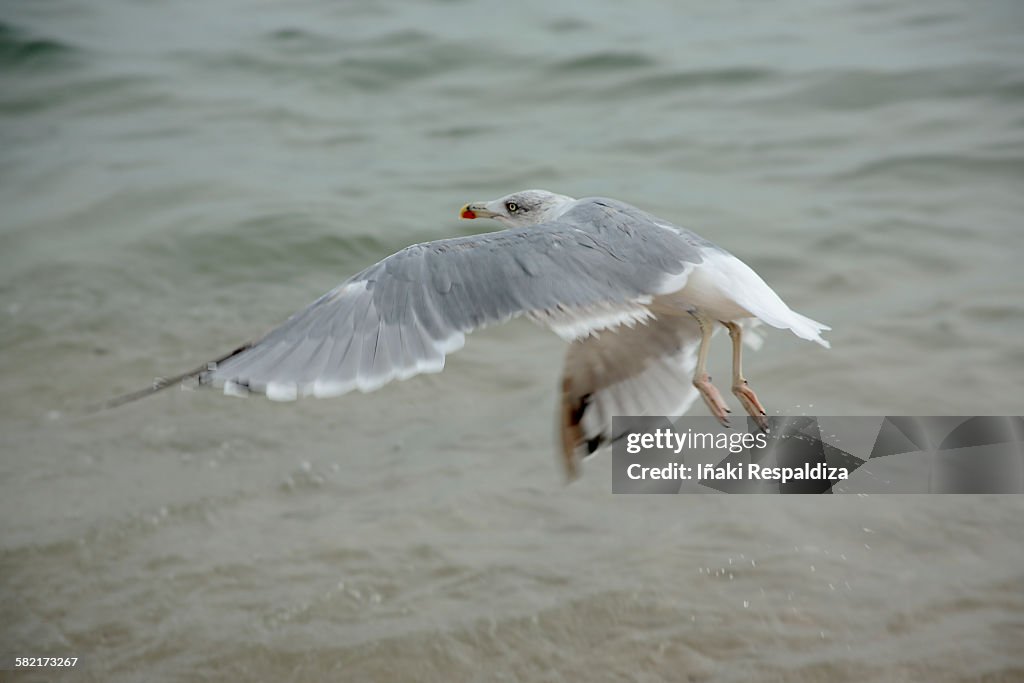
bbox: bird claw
[733,382,769,432]
[694,374,731,428]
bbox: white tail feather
[782,311,831,348]
[689,251,831,348]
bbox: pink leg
[690,312,731,426]
[724,321,768,432]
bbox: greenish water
[2,1,1023,680]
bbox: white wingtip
[266,381,299,402]
[310,379,356,399]
[223,380,250,398]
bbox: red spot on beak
[461,208,477,219]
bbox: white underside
[677,250,830,347]
[530,302,654,341]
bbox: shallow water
[2,0,1024,680]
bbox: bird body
[108,190,829,480]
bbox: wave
[0,20,78,69]
[833,153,1024,182]
[773,65,1024,110]
[550,51,657,73]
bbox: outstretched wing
[556,316,766,480]
[200,200,706,401]
[558,314,703,480]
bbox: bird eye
[505,202,518,213]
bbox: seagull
[106,190,830,480]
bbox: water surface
[2,0,1023,680]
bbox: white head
[460,189,576,228]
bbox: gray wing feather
[206,199,706,400]
[556,313,705,480]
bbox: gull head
[460,189,576,228]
